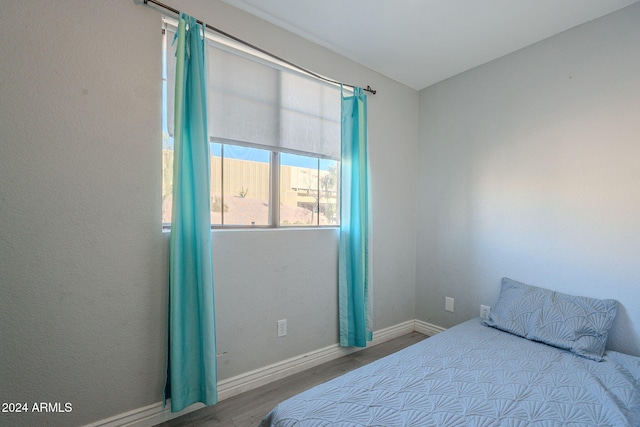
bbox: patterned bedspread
[260,319,640,426]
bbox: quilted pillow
[483,278,618,361]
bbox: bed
[260,278,640,426]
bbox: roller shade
[165,25,341,160]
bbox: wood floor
[157,331,429,427]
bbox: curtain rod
[143,0,376,95]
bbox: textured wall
[416,3,640,356]
[0,1,418,425]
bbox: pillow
[483,278,618,361]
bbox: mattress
[260,319,640,426]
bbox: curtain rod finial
[365,85,376,95]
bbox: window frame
[161,17,342,231]
[162,142,339,230]
[211,140,275,229]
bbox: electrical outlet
[480,305,491,320]
[277,319,287,337]
[445,297,454,312]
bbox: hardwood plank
[155,332,428,427]
[187,357,363,426]
[350,331,428,364]
[157,415,194,427]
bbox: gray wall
[417,3,640,357]
[0,1,418,425]
[4,1,639,425]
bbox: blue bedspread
[260,319,640,426]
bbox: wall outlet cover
[445,297,454,312]
[277,319,287,337]
[480,305,491,320]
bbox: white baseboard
[82,401,200,427]
[85,319,444,427]
[217,319,416,401]
[415,319,446,336]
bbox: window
[280,153,339,226]
[162,19,341,228]
[212,143,271,226]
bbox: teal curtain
[165,13,218,413]
[339,86,373,348]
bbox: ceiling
[222,0,638,90]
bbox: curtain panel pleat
[339,87,373,348]
[164,13,218,413]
